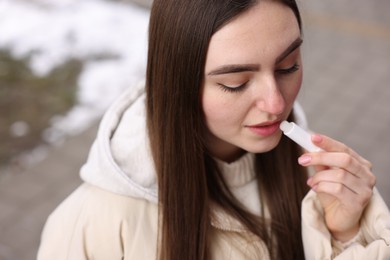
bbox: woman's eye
[276,63,300,75]
[217,82,248,93]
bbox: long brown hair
[146,0,309,259]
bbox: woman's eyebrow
[207,64,259,76]
[207,37,302,76]
[275,37,303,64]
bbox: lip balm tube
[280,120,322,152]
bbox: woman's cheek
[203,98,228,126]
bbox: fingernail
[312,134,323,143]
[306,177,313,186]
[298,155,311,165]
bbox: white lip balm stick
[280,120,322,152]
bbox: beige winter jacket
[37,84,390,259]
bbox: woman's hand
[298,134,376,242]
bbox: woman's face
[202,0,302,162]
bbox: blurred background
[0,0,389,259]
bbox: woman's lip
[246,121,281,136]
[247,120,280,128]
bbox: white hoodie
[80,82,158,202]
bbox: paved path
[0,122,98,260]
[1,1,390,259]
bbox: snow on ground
[0,0,150,141]
[0,0,150,170]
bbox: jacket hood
[80,82,158,203]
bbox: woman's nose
[254,76,286,115]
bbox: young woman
[38,0,390,259]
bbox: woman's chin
[244,132,282,154]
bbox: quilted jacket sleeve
[301,188,390,259]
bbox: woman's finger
[308,169,358,194]
[314,180,372,211]
[311,134,373,170]
[299,152,376,188]
[308,168,372,196]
